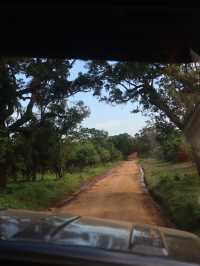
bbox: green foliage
[0,124,124,187]
[0,163,116,210]
[109,133,134,158]
[155,122,192,163]
[82,61,200,174]
[0,58,92,187]
[133,127,159,158]
[107,143,123,161]
[133,122,191,163]
[96,146,111,163]
[68,142,101,168]
[142,159,200,233]
[0,57,127,188]
[62,128,122,169]
[83,61,200,132]
[77,128,109,144]
[161,132,184,162]
[0,136,14,187]
[154,174,200,229]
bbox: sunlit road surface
[57,160,172,227]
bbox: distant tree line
[0,124,135,187]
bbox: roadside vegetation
[0,123,135,209]
[141,159,200,234]
[0,163,116,210]
[134,122,200,234]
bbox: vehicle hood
[0,209,200,265]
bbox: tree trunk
[184,104,200,176]
[186,137,200,175]
[57,166,64,179]
[0,126,9,189]
[0,165,7,189]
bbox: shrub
[96,146,111,163]
[69,142,101,167]
[108,144,123,161]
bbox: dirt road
[57,160,172,227]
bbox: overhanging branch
[143,83,184,130]
[8,98,34,132]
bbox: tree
[109,133,134,158]
[0,136,13,187]
[82,61,200,174]
[0,58,90,187]
[107,143,122,161]
[133,126,159,158]
[154,120,191,162]
[0,58,91,134]
[68,142,101,168]
[44,100,90,178]
[74,128,109,144]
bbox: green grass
[0,162,117,210]
[140,159,200,235]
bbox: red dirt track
[57,160,172,227]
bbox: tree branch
[184,101,200,136]
[69,59,76,68]
[143,83,184,130]
[8,98,34,132]
[17,88,31,97]
[119,82,129,91]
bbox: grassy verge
[140,159,200,234]
[0,162,118,210]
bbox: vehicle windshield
[0,55,200,237]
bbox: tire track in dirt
[56,160,172,227]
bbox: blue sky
[69,61,147,136]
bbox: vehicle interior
[0,2,200,266]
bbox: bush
[68,142,101,168]
[156,129,191,163]
[96,146,111,163]
[109,133,134,158]
[108,144,123,161]
[0,125,124,189]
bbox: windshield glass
[0,55,200,237]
